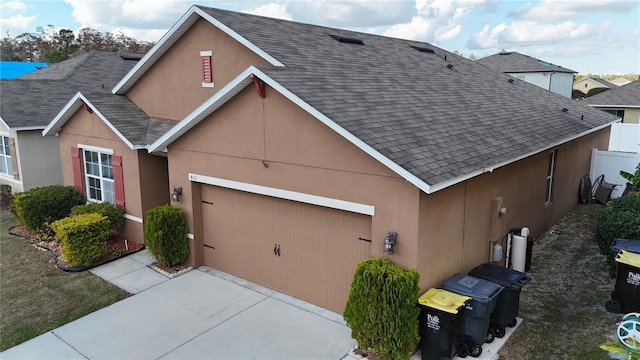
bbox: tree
[44,29,79,63]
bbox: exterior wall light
[383,231,397,255]
[171,186,182,202]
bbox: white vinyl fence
[609,123,640,153]
[590,148,640,198]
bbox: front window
[84,149,114,204]
[0,136,13,176]
[545,150,557,204]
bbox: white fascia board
[588,104,640,109]
[43,93,143,150]
[189,173,375,216]
[112,6,283,95]
[12,126,47,131]
[193,7,284,67]
[427,119,621,193]
[249,68,433,195]
[112,7,201,94]
[148,67,254,152]
[42,92,84,136]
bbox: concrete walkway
[1,250,357,360]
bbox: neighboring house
[573,77,617,95]
[587,80,640,124]
[43,6,617,314]
[476,51,576,98]
[0,52,142,193]
[0,61,48,79]
[610,76,632,87]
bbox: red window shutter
[8,137,19,180]
[202,55,212,83]
[112,155,126,211]
[71,147,84,194]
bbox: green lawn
[0,210,129,351]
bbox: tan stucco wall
[167,85,421,270]
[416,128,610,290]
[624,108,640,124]
[127,18,270,121]
[56,107,168,244]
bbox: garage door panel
[201,185,371,313]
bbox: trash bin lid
[441,273,503,303]
[616,250,640,268]
[611,238,640,255]
[469,263,531,288]
[418,288,470,314]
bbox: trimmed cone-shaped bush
[51,213,109,267]
[144,205,189,266]
[343,257,420,360]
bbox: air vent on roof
[410,45,434,53]
[562,108,569,113]
[329,34,364,45]
[499,52,512,55]
[508,78,514,83]
[446,64,454,70]
[120,54,143,61]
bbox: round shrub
[144,205,189,266]
[12,185,84,231]
[51,213,109,267]
[71,202,124,231]
[343,257,420,360]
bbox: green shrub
[10,185,84,231]
[9,191,30,226]
[0,184,12,209]
[586,87,609,97]
[594,196,640,272]
[51,213,109,267]
[71,202,124,231]
[343,257,420,360]
[144,205,189,266]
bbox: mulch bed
[8,225,145,272]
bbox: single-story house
[44,6,618,314]
[573,77,617,96]
[0,61,48,79]
[476,51,576,98]
[0,52,141,193]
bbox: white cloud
[0,1,34,37]
[509,0,639,22]
[245,3,292,21]
[286,0,414,28]
[383,0,490,43]
[0,1,27,11]
[64,0,191,40]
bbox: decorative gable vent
[329,34,364,45]
[200,50,214,88]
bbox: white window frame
[545,150,557,205]
[82,147,115,204]
[0,135,13,176]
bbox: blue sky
[1,0,638,75]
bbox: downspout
[548,71,556,91]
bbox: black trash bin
[418,288,471,360]
[468,263,530,341]
[605,250,640,313]
[441,273,503,358]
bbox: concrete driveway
[1,250,357,360]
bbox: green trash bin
[418,288,470,360]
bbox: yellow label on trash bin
[419,288,470,314]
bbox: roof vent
[410,45,434,53]
[446,64,454,70]
[499,52,512,55]
[508,78,514,83]
[329,34,364,45]
[120,54,143,61]
[562,108,569,113]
